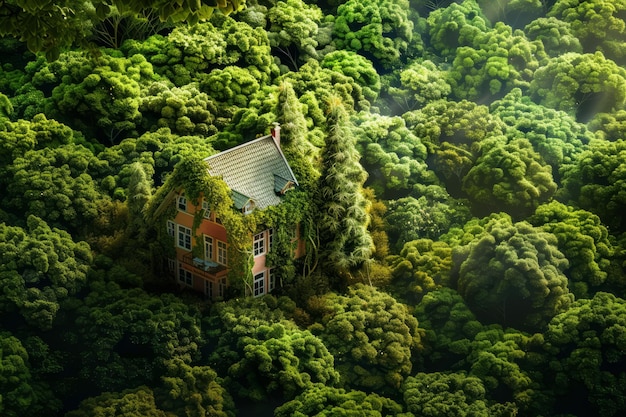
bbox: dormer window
[177,194,187,212]
[274,174,295,195]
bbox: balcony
[181,253,227,280]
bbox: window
[202,200,211,219]
[217,241,227,265]
[253,271,265,297]
[178,225,192,250]
[218,278,226,298]
[177,194,187,211]
[269,269,275,292]
[204,280,213,298]
[178,266,193,286]
[167,258,176,273]
[167,221,175,237]
[204,235,214,260]
[268,228,274,250]
[253,232,265,257]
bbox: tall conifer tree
[316,98,373,279]
[275,81,319,186]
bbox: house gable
[204,133,299,211]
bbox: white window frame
[218,278,226,298]
[253,232,265,257]
[268,228,274,250]
[177,194,187,212]
[217,240,227,265]
[204,280,213,298]
[177,225,192,250]
[269,269,275,292]
[204,235,214,261]
[178,266,193,286]
[167,258,176,273]
[202,199,211,219]
[253,271,265,297]
[166,220,175,237]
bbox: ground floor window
[178,266,193,286]
[204,280,212,298]
[269,269,275,292]
[253,271,265,297]
[218,278,226,298]
[167,258,176,273]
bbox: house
[163,124,305,299]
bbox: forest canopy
[1,1,626,417]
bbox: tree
[0,331,59,417]
[450,213,573,331]
[385,185,472,247]
[402,371,516,416]
[308,284,422,394]
[544,292,626,416]
[524,17,583,57]
[0,216,92,330]
[529,52,626,122]
[490,88,593,183]
[476,0,543,29]
[316,99,373,277]
[426,0,490,58]
[267,0,326,70]
[561,139,626,232]
[549,0,626,63]
[403,99,506,198]
[462,137,557,218]
[389,238,453,305]
[447,22,545,101]
[528,201,615,298]
[62,279,203,394]
[275,80,319,186]
[203,296,339,402]
[41,51,154,144]
[140,82,218,136]
[353,112,435,199]
[332,0,420,70]
[321,51,381,104]
[0,0,246,58]
[275,383,406,417]
[66,386,168,417]
[384,59,452,112]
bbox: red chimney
[271,122,281,147]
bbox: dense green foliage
[2,1,626,416]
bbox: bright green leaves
[529,201,614,298]
[333,0,417,70]
[530,51,626,122]
[549,0,626,63]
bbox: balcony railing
[181,253,227,279]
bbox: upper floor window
[202,200,211,219]
[253,232,266,257]
[178,225,192,250]
[217,240,227,265]
[204,235,214,261]
[177,194,187,211]
[167,220,175,237]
